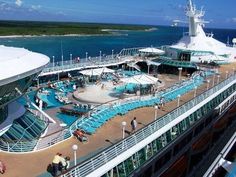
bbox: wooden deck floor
[0,64,235,177]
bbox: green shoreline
[0,20,155,36]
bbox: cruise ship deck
[0,63,235,177]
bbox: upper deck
[0,62,236,177]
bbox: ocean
[0,26,236,62]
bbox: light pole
[194,86,197,98]
[61,55,64,67]
[178,67,183,81]
[121,121,127,139]
[154,105,158,120]
[52,56,55,71]
[37,79,40,88]
[100,51,102,62]
[70,54,72,65]
[212,74,216,87]
[147,64,150,75]
[86,52,88,62]
[177,94,181,107]
[225,71,228,79]
[206,79,210,90]
[72,144,78,166]
[217,75,220,84]
[112,49,114,59]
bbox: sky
[0,0,236,29]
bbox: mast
[186,0,204,37]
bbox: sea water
[0,26,236,62]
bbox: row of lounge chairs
[74,76,204,135]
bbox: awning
[139,47,165,55]
[120,74,158,85]
[127,62,141,71]
[146,60,162,66]
[79,67,115,76]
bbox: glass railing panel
[117,163,126,177]
[124,157,135,175]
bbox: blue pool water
[115,83,137,93]
[56,113,78,126]
[37,89,63,108]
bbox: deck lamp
[121,121,127,139]
[206,79,210,90]
[177,94,181,107]
[178,67,183,81]
[72,144,78,166]
[194,86,197,98]
[212,74,216,87]
[217,75,220,84]
[225,71,229,79]
[154,105,158,120]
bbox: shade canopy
[139,47,165,55]
[79,67,115,76]
[127,62,141,71]
[120,74,158,85]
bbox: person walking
[52,153,62,176]
[0,160,6,174]
[131,117,137,132]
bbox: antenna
[61,40,64,66]
[188,0,193,11]
[61,40,64,57]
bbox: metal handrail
[41,46,161,75]
[61,74,236,177]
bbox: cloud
[0,2,13,12]
[15,0,22,7]
[232,18,236,23]
[31,5,41,11]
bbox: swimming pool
[56,113,78,126]
[37,89,63,108]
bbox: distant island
[0,21,156,37]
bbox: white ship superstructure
[0,45,49,130]
[165,0,236,63]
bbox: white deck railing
[40,46,158,76]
